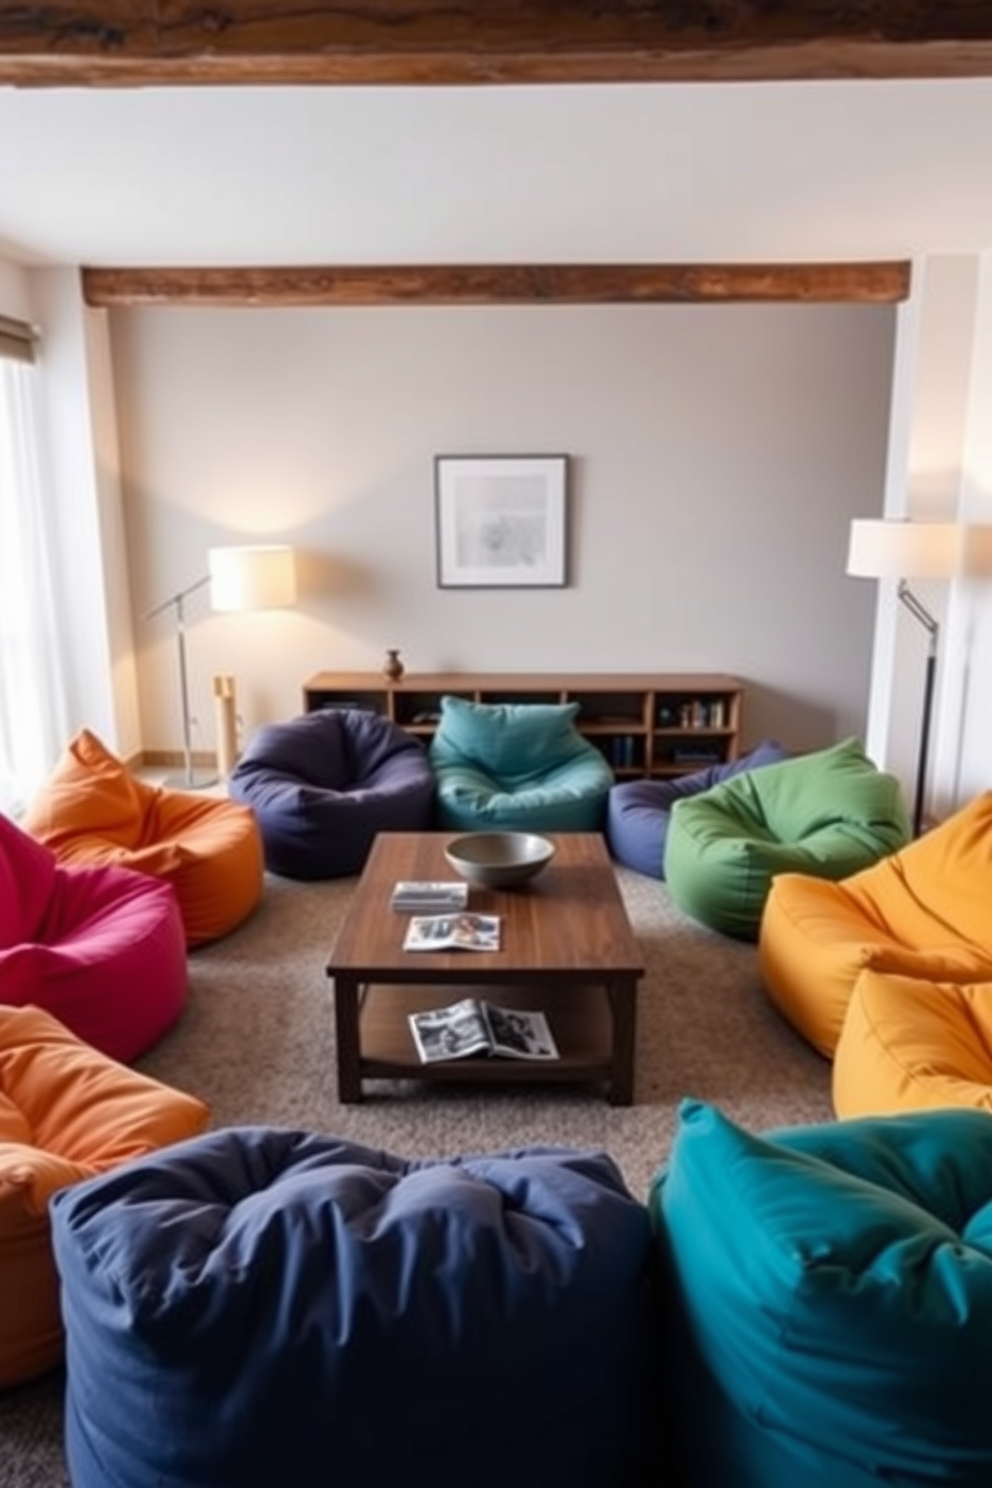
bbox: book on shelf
[402,913,500,952]
[391,880,469,912]
[408,997,559,1064]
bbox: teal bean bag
[649,1099,992,1488]
[663,736,909,939]
[429,695,614,832]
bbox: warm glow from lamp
[846,520,961,580]
[208,545,297,613]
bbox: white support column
[865,254,992,822]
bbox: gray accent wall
[109,301,895,759]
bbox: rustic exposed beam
[81,262,912,309]
[3,4,992,85]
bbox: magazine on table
[391,880,470,912]
[402,913,500,952]
[408,997,559,1064]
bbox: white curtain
[0,358,69,815]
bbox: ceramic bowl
[443,831,556,889]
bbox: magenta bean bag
[0,812,187,1062]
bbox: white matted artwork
[434,454,569,588]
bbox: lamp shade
[846,521,962,580]
[208,545,297,613]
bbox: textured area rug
[1,865,833,1485]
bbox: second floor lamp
[847,519,976,837]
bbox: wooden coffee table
[326,832,645,1105]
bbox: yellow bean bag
[834,969,992,1119]
[22,729,264,947]
[758,791,992,1056]
[0,1002,209,1386]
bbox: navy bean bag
[228,709,435,879]
[51,1127,657,1488]
[606,739,790,878]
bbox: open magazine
[408,997,559,1064]
[403,913,500,952]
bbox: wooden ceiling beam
[81,262,913,309]
[3,4,992,85]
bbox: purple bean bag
[606,740,791,878]
[228,709,435,879]
[0,811,187,1062]
[52,1127,656,1488]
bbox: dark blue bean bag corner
[606,739,791,878]
[228,709,435,879]
[51,1126,658,1488]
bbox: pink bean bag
[0,812,188,1062]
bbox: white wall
[0,260,33,319]
[108,301,895,764]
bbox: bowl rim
[444,830,556,865]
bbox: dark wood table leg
[606,975,637,1107]
[332,973,363,1104]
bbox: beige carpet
[2,864,834,1486]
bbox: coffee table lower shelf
[347,982,617,1094]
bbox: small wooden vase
[382,649,405,682]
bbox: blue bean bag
[606,739,790,878]
[229,709,435,879]
[650,1099,992,1488]
[51,1127,656,1488]
[429,695,614,832]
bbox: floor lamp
[143,574,216,789]
[146,544,297,790]
[846,520,960,838]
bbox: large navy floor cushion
[228,708,435,879]
[51,1127,656,1488]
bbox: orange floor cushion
[22,729,264,947]
[834,970,992,1119]
[0,1003,209,1387]
[758,791,992,1057]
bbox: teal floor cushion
[430,695,614,832]
[649,1099,992,1488]
[663,736,910,939]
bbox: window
[0,339,69,815]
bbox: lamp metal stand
[897,579,939,838]
[144,575,217,790]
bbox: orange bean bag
[0,1003,209,1386]
[758,791,992,1056]
[22,729,264,947]
[833,969,992,1119]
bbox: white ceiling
[3,78,992,268]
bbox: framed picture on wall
[434,454,569,588]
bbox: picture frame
[434,454,569,589]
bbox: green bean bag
[663,736,909,940]
[649,1099,992,1488]
[429,695,614,832]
